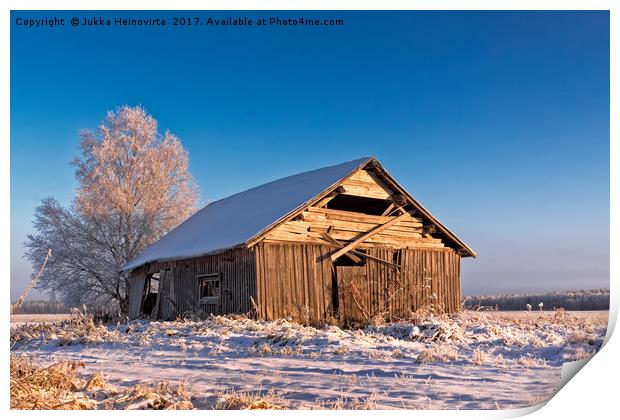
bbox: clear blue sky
[10,11,609,300]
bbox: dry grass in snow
[215,390,285,410]
[10,355,193,410]
[11,309,608,410]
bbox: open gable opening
[326,194,392,216]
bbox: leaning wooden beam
[330,207,409,261]
[349,249,401,270]
[381,202,396,216]
[314,186,345,208]
[314,195,336,208]
[318,234,404,270]
[320,232,362,263]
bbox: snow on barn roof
[121,157,372,272]
[122,156,476,272]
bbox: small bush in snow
[216,389,285,410]
[473,348,488,365]
[568,347,593,361]
[517,355,542,368]
[416,345,459,364]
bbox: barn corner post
[122,157,475,324]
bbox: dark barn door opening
[140,272,160,318]
[333,249,369,325]
[331,272,339,317]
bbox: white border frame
[2,2,616,419]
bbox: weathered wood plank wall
[254,242,335,323]
[127,247,256,320]
[265,207,444,249]
[128,269,147,319]
[254,242,461,325]
[347,247,461,320]
[129,243,461,324]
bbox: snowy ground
[10,310,608,409]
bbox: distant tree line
[463,289,609,311]
[11,300,70,314]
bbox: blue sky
[11,11,609,300]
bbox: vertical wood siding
[127,247,256,320]
[254,242,461,325]
[128,267,147,319]
[254,242,335,324]
[129,243,461,325]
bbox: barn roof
[121,157,474,272]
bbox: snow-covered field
[10,310,608,409]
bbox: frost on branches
[25,106,198,312]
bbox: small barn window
[197,273,221,305]
[148,273,160,293]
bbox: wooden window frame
[197,272,221,305]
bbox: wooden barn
[122,157,475,325]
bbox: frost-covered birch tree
[25,106,198,313]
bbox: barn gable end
[250,163,465,254]
[250,163,465,324]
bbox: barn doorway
[333,252,368,325]
[140,272,160,317]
